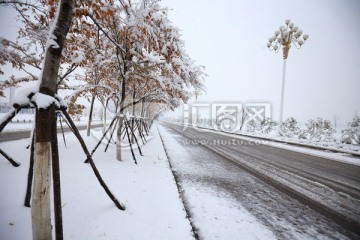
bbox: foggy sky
[161,0,360,125]
[1,1,360,125]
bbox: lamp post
[267,19,309,133]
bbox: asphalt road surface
[159,122,360,239]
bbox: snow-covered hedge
[281,117,300,137]
[301,118,335,142]
[196,116,360,146]
[341,116,360,144]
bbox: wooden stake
[61,109,125,210]
[24,134,35,207]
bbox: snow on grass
[0,122,34,131]
[0,115,104,132]
[0,126,194,240]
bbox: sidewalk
[0,124,193,240]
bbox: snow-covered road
[157,123,360,239]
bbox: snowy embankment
[232,131,360,157]
[0,125,194,240]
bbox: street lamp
[267,19,308,132]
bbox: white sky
[161,0,360,125]
[1,1,360,125]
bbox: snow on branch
[0,75,38,97]
[11,86,67,110]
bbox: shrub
[246,119,260,133]
[341,116,360,144]
[260,117,277,134]
[302,118,335,141]
[281,117,300,137]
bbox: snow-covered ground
[0,113,34,131]
[0,123,279,240]
[1,126,193,240]
[0,113,103,132]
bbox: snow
[156,124,277,240]
[70,50,85,64]
[0,117,103,132]
[54,93,67,108]
[31,92,61,109]
[46,35,60,49]
[0,126,194,240]
[45,3,61,50]
[1,121,33,131]
[184,185,276,240]
[0,123,280,240]
[142,50,165,64]
[8,88,65,111]
[12,86,38,107]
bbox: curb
[155,124,200,240]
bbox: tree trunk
[103,98,109,133]
[87,95,96,136]
[130,88,136,143]
[32,1,73,239]
[116,115,124,160]
[116,74,126,161]
[32,141,52,240]
[139,97,146,133]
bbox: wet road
[159,123,360,239]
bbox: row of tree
[0,0,206,159]
[0,1,205,239]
